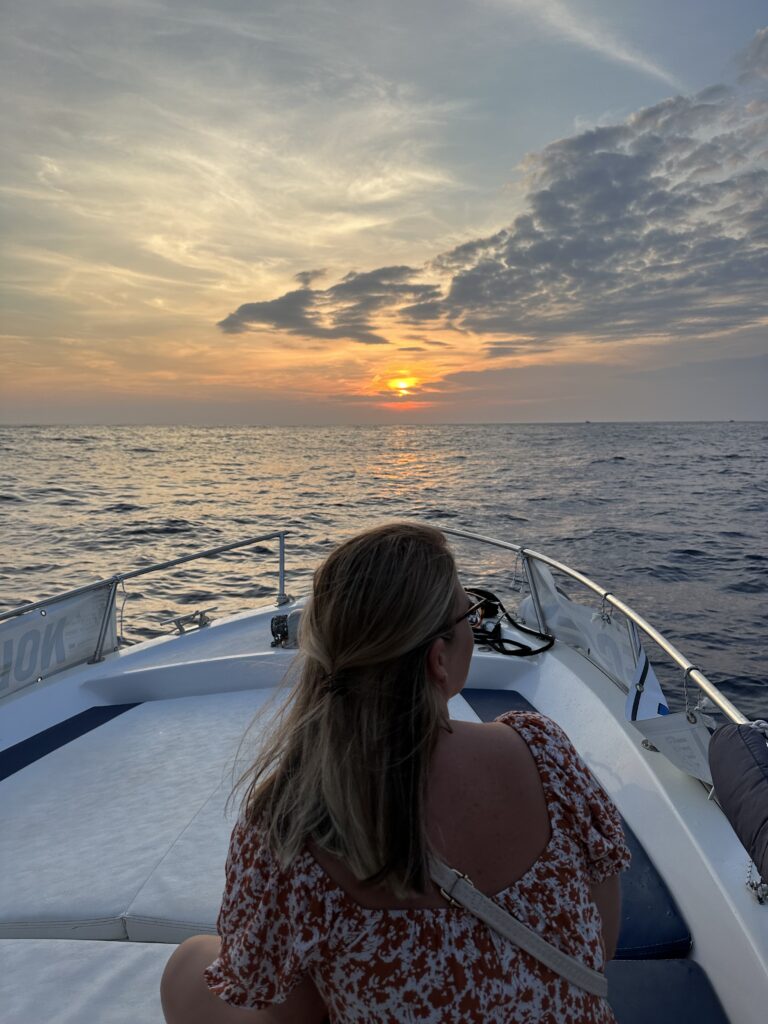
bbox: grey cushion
[0,689,275,940]
[0,939,172,1024]
[0,687,481,943]
[709,722,768,881]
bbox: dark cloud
[294,268,327,287]
[483,341,532,359]
[218,265,441,345]
[217,285,388,345]
[219,34,768,354]
[426,62,768,346]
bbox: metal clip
[746,860,768,904]
[439,869,474,908]
[682,664,699,717]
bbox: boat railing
[1,526,748,726]
[441,526,747,726]
[0,532,288,699]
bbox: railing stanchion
[277,533,288,605]
[89,579,119,664]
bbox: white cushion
[124,779,234,942]
[0,688,276,940]
[0,688,479,943]
[123,692,480,941]
[0,939,172,1024]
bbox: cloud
[429,82,768,344]
[220,37,768,358]
[739,26,768,81]
[485,0,682,88]
[294,269,327,287]
[0,0,464,336]
[483,341,533,358]
[218,266,441,344]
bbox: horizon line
[1,419,764,429]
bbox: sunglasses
[454,596,485,630]
[418,593,487,650]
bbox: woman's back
[205,712,629,1023]
[311,719,551,910]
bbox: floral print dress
[205,712,631,1022]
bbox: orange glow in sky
[386,375,420,396]
[377,400,435,411]
[2,6,765,425]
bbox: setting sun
[387,376,420,397]
[1,3,764,426]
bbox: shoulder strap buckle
[438,868,474,908]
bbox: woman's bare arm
[161,935,328,1024]
[589,873,622,961]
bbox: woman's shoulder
[437,716,537,773]
[494,708,566,735]
[428,717,553,893]
[491,711,600,799]
[494,710,575,760]
[493,712,631,880]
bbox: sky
[1,0,767,424]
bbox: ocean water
[0,422,765,718]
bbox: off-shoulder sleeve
[204,818,324,1008]
[497,711,631,883]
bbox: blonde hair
[240,522,459,895]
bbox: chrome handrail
[1,523,748,726]
[0,531,289,625]
[441,526,748,725]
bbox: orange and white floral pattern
[206,712,630,1022]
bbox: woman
[161,522,629,1022]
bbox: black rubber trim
[0,704,142,782]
